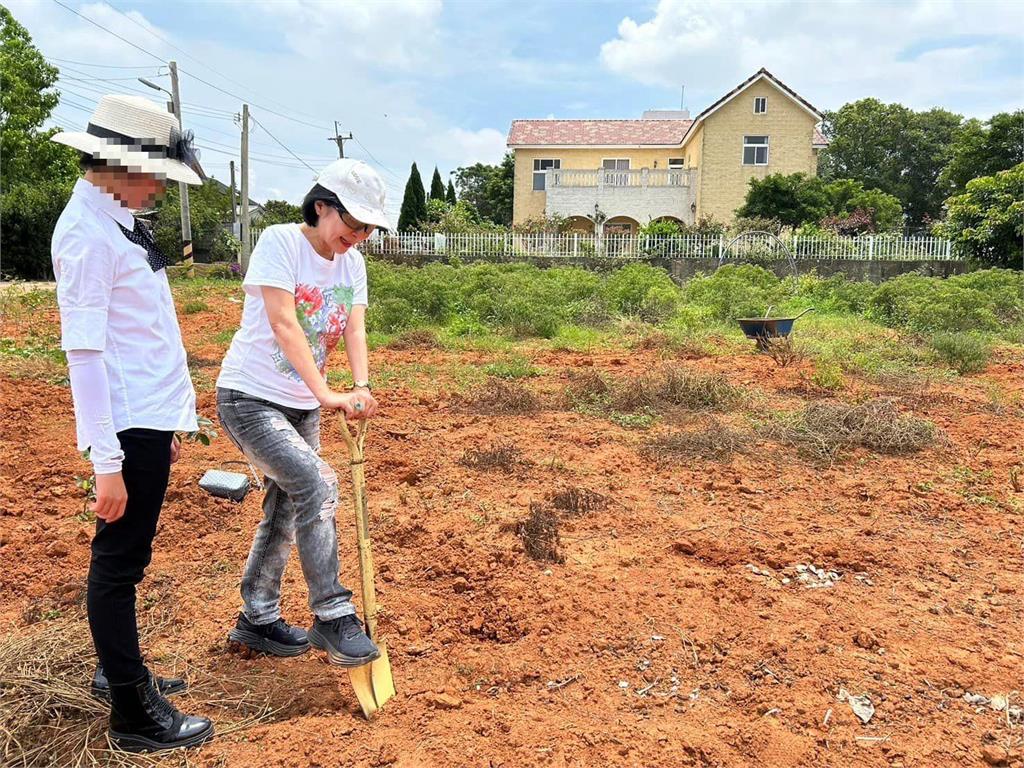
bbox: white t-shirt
[52,178,198,453]
[217,223,368,409]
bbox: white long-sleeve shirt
[52,179,197,473]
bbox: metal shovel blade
[346,641,395,719]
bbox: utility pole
[328,121,353,159]
[167,61,194,277]
[240,104,251,274]
[229,160,237,234]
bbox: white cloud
[599,0,1024,117]
[427,127,508,168]
[251,0,443,70]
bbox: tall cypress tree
[446,179,457,205]
[398,162,427,231]
[429,167,446,200]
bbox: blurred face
[314,200,374,254]
[89,166,168,209]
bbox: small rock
[989,694,1007,712]
[451,577,470,594]
[424,693,462,710]
[672,539,696,556]
[781,577,791,585]
[853,628,880,650]
[46,541,70,558]
[980,746,1007,766]
[76,527,91,545]
[963,692,990,706]
[618,680,629,689]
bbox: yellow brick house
[507,68,828,233]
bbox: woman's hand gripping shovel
[339,409,396,719]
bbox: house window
[533,158,560,191]
[668,157,686,185]
[743,135,769,165]
[754,97,767,114]
[602,158,630,186]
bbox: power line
[51,0,167,64]
[106,1,330,128]
[249,115,317,173]
[351,136,403,182]
[48,56,155,69]
[51,0,329,132]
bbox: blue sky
[12,0,1023,220]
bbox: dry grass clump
[516,502,564,564]
[763,397,938,464]
[612,366,742,413]
[459,441,528,474]
[465,377,541,415]
[387,328,440,350]
[642,417,753,463]
[760,336,804,368]
[0,615,281,767]
[561,369,609,410]
[547,487,609,517]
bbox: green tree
[259,199,302,226]
[153,180,234,263]
[823,179,903,232]
[429,166,445,200]
[0,5,79,278]
[446,179,457,205]
[736,172,830,228]
[453,151,514,226]
[397,162,427,232]
[935,164,1023,269]
[818,98,963,225]
[938,111,1024,197]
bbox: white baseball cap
[313,159,392,231]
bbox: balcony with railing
[543,167,698,225]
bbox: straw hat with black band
[51,94,205,185]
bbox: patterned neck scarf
[116,218,169,272]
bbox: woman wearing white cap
[50,94,213,752]
[216,159,390,668]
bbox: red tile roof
[507,119,693,147]
[813,127,828,146]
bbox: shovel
[338,414,396,719]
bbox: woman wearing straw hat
[216,159,388,668]
[50,94,213,752]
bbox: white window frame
[754,97,767,114]
[601,158,631,170]
[667,157,686,185]
[601,158,630,186]
[532,158,560,191]
[742,135,769,166]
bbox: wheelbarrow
[737,308,814,351]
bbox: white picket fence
[249,229,956,262]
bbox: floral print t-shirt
[217,223,368,409]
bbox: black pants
[87,428,173,685]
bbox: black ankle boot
[108,671,213,753]
[92,663,187,702]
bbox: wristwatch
[352,380,372,390]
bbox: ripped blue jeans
[216,388,355,625]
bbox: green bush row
[365,259,1023,346]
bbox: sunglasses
[329,203,375,235]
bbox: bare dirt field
[1,284,1022,767]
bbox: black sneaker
[92,664,187,702]
[308,614,380,668]
[227,613,310,657]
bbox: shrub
[603,263,679,316]
[683,264,784,320]
[929,332,991,375]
